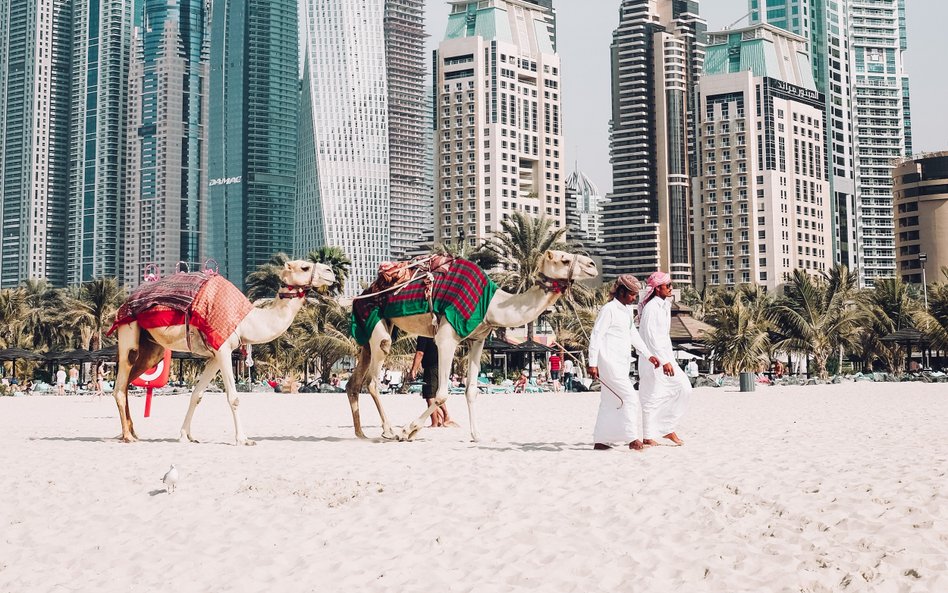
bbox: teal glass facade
[207,0,299,288]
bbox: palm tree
[305,246,351,296]
[913,267,948,353]
[770,266,865,379]
[858,278,920,374]
[289,297,357,383]
[61,278,126,351]
[703,287,773,376]
[17,279,63,351]
[0,288,28,348]
[245,252,291,301]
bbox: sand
[0,382,946,593]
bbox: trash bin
[739,372,756,392]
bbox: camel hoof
[238,439,257,447]
[380,429,396,440]
[121,435,138,443]
[355,431,368,440]
[178,435,199,444]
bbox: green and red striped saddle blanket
[351,257,497,346]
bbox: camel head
[535,250,598,293]
[279,260,336,299]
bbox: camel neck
[240,296,305,344]
[485,286,560,329]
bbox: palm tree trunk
[527,321,535,377]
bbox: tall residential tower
[0,0,72,288]
[694,25,832,291]
[385,0,430,261]
[433,0,565,250]
[604,0,705,284]
[69,0,133,283]
[124,0,209,282]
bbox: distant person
[562,354,575,391]
[686,359,699,387]
[548,351,562,392]
[94,369,106,399]
[513,371,528,393]
[587,275,660,451]
[68,365,79,393]
[56,366,67,396]
[637,272,692,447]
[409,337,456,428]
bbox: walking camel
[348,250,598,442]
[109,260,335,445]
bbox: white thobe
[638,297,692,439]
[588,299,654,444]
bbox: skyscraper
[433,0,565,250]
[565,165,607,248]
[850,0,911,285]
[124,0,208,283]
[604,0,705,284]
[0,0,72,288]
[750,0,858,275]
[385,0,430,261]
[297,0,390,293]
[69,0,133,284]
[694,25,832,291]
[752,0,911,285]
[207,0,299,288]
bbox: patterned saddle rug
[351,256,497,346]
[109,273,254,351]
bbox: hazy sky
[425,1,948,193]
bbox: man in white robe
[587,275,662,450]
[637,271,693,446]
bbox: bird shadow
[148,489,169,497]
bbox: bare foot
[664,432,684,446]
[629,440,645,451]
[642,439,658,447]
[442,420,460,428]
[593,443,613,450]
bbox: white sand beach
[1,382,946,593]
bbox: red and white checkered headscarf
[638,271,671,316]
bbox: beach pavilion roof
[670,301,712,344]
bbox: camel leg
[178,360,219,443]
[123,336,165,440]
[112,325,139,442]
[346,346,371,439]
[216,347,253,446]
[401,326,460,441]
[365,326,396,439]
[464,338,486,443]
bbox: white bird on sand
[162,464,179,494]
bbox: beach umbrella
[0,347,45,379]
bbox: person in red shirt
[548,351,562,392]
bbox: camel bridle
[279,264,320,300]
[537,254,579,294]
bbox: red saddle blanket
[109,274,254,351]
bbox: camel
[347,250,598,442]
[111,260,335,445]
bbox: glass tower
[124,0,208,283]
[69,0,133,284]
[297,0,390,294]
[0,0,72,288]
[207,0,299,288]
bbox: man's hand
[648,356,660,368]
[587,366,599,380]
[662,362,675,376]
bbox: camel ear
[284,262,291,270]
[546,251,554,261]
